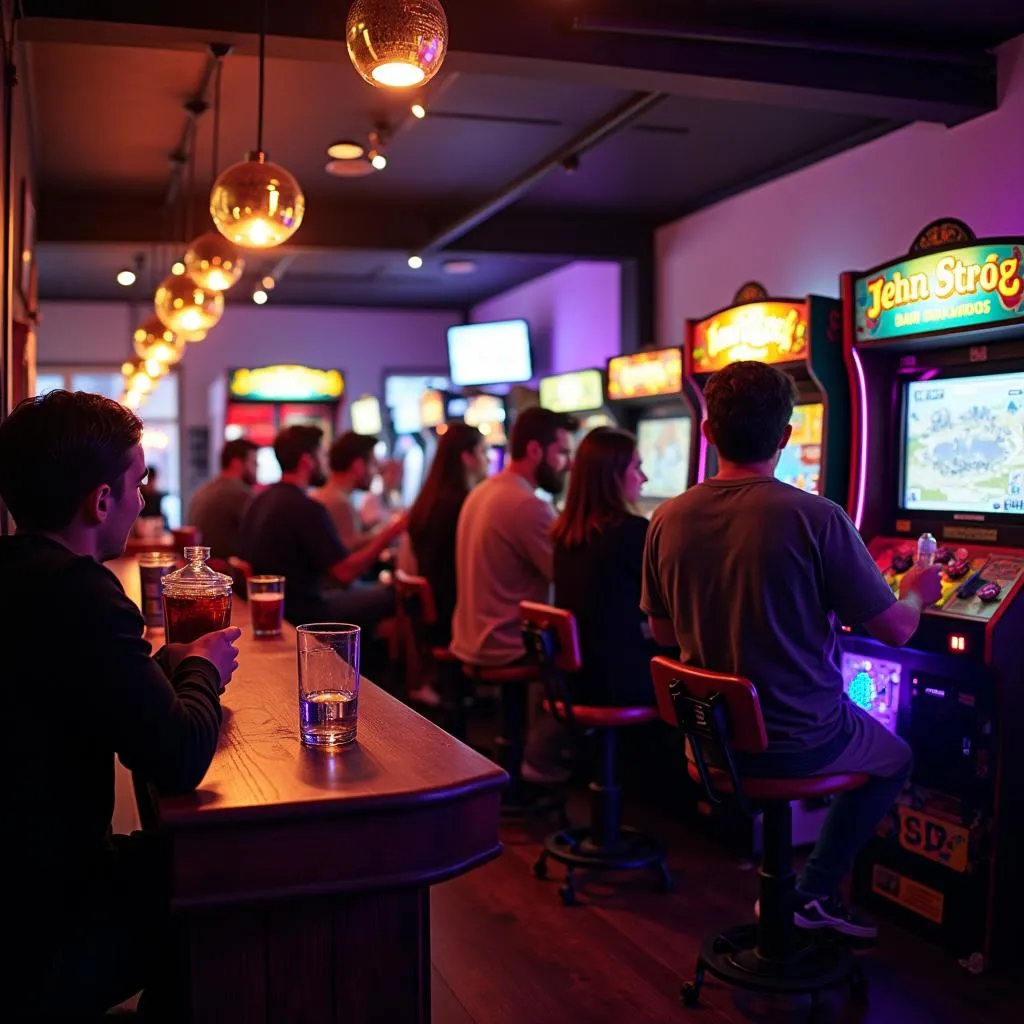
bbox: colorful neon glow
[851,347,868,531]
[228,365,344,402]
[607,348,682,400]
[539,368,604,413]
[854,242,1024,341]
[690,301,808,373]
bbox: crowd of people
[0,358,942,1017]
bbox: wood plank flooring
[429,801,1023,1024]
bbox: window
[36,366,183,528]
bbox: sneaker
[754,894,878,940]
[794,893,878,939]
[521,761,571,785]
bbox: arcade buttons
[977,582,1002,603]
[946,559,972,580]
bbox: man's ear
[778,423,794,451]
[701,419,714,446]
[81,483,112,526]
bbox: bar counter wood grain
[109,555,507,1024]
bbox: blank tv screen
[776,402,824,494]
[902,370,1024,516]
[637,416,691,500]
[447,320,532,387]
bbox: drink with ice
[300,689,358,747]
[296,623,361,748]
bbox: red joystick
[934,547,954,564]
[977,582,1002,602]
[946,558,971,580]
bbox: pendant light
[133,315,187,367]
[186,54,246,289]
[209,0,305,248]
[346,0,448,89]
[154,274,225,335]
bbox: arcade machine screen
[776,402,824,494]
[637,416,692,510]
[901,370,1024,517]
[350,395,384,436]
[464,393,507,475]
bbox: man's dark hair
[220,437,259,470]
[273,424,324,472]
[0,390,143,531]
[509,406,578,461]
[328,431,378,473]
[704,360,798,463]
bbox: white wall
[656,36,1024,346]
[37,301,460,497]
[470,261,622,376]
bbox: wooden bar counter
[110,556,508,1023]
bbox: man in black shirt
[0,390,241,1019]
[240,424,405,632]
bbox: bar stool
[520,601,671,905]
[650,656,869,1018]
[393,570,465,729]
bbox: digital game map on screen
[903,371,1024,516]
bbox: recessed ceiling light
[411,103,426,119]
[327,140,365,160]
[325,158,375,178]
[116,268,137,287]
[252,288,269,305]
[443,259,477,275]
[408,255,423,270]
[370,152,388,171]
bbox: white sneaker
[521,761,571,785]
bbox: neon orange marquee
[607,347,683,400]
[689,301,808,373]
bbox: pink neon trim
[850,347,868,531]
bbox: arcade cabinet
[840,221,1024,969]
[605,347,700,517]
[461,392,508,474]
[209,364,345,485]
[685,282,849,501]
[349,394,383,437]
[539,368,616,438]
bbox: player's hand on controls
[182,627,242,691]
[900,565,943,607]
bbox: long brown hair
[551,426,636,548]
[408,421,485,538]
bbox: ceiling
[19,1,1024,310]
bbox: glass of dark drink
[248,575,285,638]
[161,546,233,644]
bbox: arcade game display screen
[901,370,1024,516]
[637,416,691,500]
[776,402,824,494]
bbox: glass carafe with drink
[161,546,233,643]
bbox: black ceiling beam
[35,189,657,260]
[18,1,998,125]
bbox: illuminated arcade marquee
[228,365,345,403]
[607,347,683,400]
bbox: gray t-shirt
[187,476,253,559]
[641,476,895,754]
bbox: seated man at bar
[0,390,241,1020]
[240,424,405,643]
[313,430,397,555]
[188,437,259,560]
[451,405,576,783]
[641,360,941,939]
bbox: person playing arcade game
[641,360,942,938]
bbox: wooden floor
[429,799,1023,1024]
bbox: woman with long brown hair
[551,426,663,706]
[404,421,490,646]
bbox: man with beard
[188,438,259,560]
[450,406,577,782]
[239,425,405,639]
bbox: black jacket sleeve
[74,561,224,794]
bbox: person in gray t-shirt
[641,360,941,939]
[188,439,258,559]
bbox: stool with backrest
[393,569,466,733]
[650,656,868,1018]
[521,601,671,905]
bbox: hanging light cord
[212,57,222,178]
[257,0,267,154]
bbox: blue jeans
[799,705,913,897]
